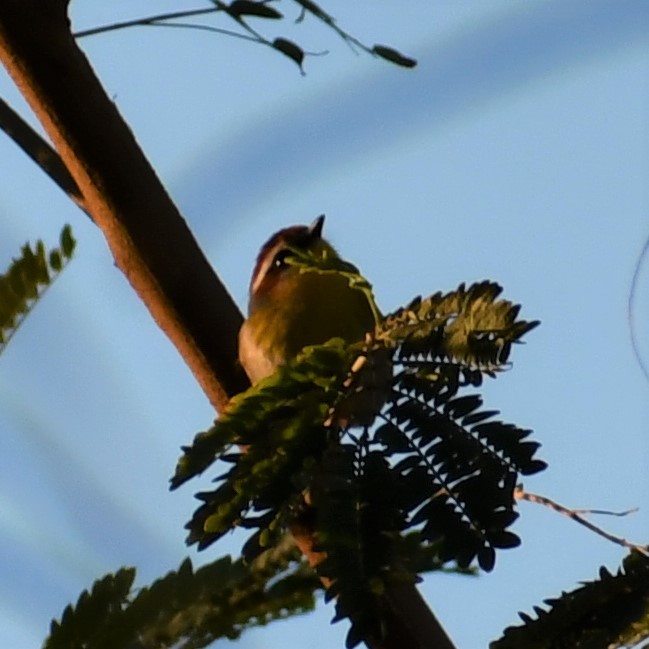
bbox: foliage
[2,3,642,648]
[73,1,417,74]
[43,530,472,649]
[45,536,320,649]
[0,224,75,356]
[492,551,649,649]
[173,279,544,647]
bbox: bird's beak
[309,214,325,239]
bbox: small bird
[238,215,380,384]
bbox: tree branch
[0,95,87,213]
[0,0,247,410]
[0,2,445,647]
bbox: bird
[238,215,380,386]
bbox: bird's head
[247,214,338,313]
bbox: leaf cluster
[492,551,649,649]
[172,338,353,549]
[45,537,320,649]
[0,224,75,355]
[377,282,545,571]
[207,1,418,72]
[75,1,417,74]
[173,281,543,647]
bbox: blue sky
[0,1,648,647]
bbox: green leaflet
[0,224,76,356]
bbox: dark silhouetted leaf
[228,1,282,19]
[273,38,304,70]
[492,552,649,649]
[294,0,329,21]
[45,548,319,649]
[372,45,417,68]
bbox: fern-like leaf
[174,281,543,646]
[0,224,76,355]
[380,281,539,373]
[492,551,649,649]
[45,542,319,649]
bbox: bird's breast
[239,269,377,383]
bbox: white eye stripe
[251,241,286,294]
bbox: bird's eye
[272,249,292,269]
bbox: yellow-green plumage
[238,217,378,384]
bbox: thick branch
[0,0,247,410]
[0,3,452,648]
[291,514,455,649]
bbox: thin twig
[571,506,639,517]
[291,0,372,57]
[73,7,221,38]
[74,5,295,66]
[72,2,395,69]
[515,487,649,556]
[143,21,259,43]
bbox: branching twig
[515,487,649,556]
[142,21,258,43]
[74,4,306,72]
[292,0,366,55]
[72,1,414,71]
